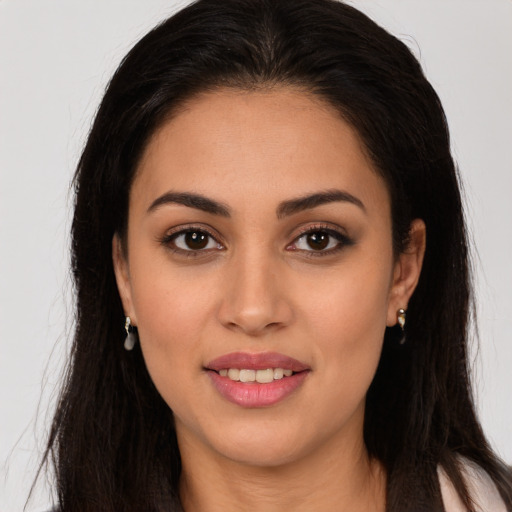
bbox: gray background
[1,1,511,510]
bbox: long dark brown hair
[39,0,512,510]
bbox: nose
[217,250,294,336]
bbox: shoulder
[438,457,507,512]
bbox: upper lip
[206,351,310,372]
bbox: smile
[205,352,310,407]
[218,368,294,383]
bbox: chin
[215,438,304,468]
[201,417,317,468]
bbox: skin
[113,87,426,511]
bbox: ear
[386,219,426,327]
[112,234,137,325]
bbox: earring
[397,308,406,344]
[397,308,406,330]
[124,316,138,351]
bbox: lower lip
[207,371,309,408]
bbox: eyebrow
[147,188,365,218]
[147,192,231,217]
[276,189,366,218]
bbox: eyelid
[286,222,353,256]
[159,224,225,255]
[294,221,345,236]
[158,222,352,258]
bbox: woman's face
[114,88,424,467]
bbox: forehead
[132,87,389,215]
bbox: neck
[178,431,386,512]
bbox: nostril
[216,281,294,335]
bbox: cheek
[299,255,393,387]
[131,250,217,337]
[132,284,210,424]
[306,258,392,340]
[128,260,218,395]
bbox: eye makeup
[159,224,224,258]
[286,222,355,258]
[158,220,355,261]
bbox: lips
[205,351,310,408]
[206,351,310,372]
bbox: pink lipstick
[205,351,310,408]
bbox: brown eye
[290,228,350,255]
[184,231,209,250]
[306,232,330,250]
[170,230,221,251]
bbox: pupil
[185,231,208,250]
[307,232,329,250]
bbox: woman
[39,0,512,510]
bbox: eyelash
[288,224,353,258]
[160,225,223,258]
[160,223,352,258]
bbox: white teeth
[219,367,295,382]
[239,369,256,382]
[256,368,274,383]
[273,368,284,380]
[227,368,240,380]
